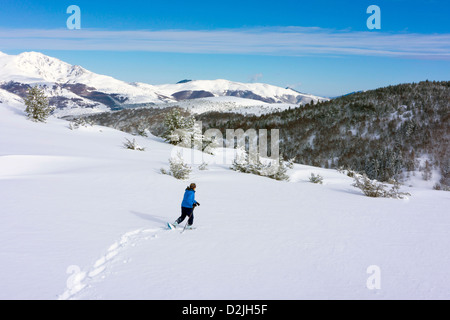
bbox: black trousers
[177,206,194,225]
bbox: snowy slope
[0,88,23,108]
[0,99,449,300]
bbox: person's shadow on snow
[130,211,168,227]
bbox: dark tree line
[78,80,450,186]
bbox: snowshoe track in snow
[58,227,163,300]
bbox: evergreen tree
[231,148,291,181]
[24,86,53,122]
[162,109,195,146]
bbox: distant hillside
[198,81,450,186]
[78,81,449,187]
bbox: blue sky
[0,0,449,97]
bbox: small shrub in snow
[336,166,346,174]
[336,166,356,178]
[123,138,145,151]
[69,118,94,130]
[198,162,208,171]
[352,173,410,199]
[136,121,149,137]
[286,158,295,169]
[309,173,324,184]
[231,149,291,181]
[161,152,192,180]
[170,158,191,180]
[433,183,450,191]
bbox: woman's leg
[178,207,194,225]
[176,207,189,223]
[188,211,194,225]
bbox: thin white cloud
[0,27,449,59]
[249,73,263,82]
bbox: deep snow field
[0,98,449,300]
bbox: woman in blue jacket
[173,183,200,228]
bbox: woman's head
[189,183,196,190]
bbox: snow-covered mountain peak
[0,51,173,104]
[0,51,78,83]
[66,64,89,79]
[153,78,327,104]
[0,51,328,115]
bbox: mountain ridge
[0,51,328,115]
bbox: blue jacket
[181,188,198,208]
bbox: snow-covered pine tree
[231,148,291,181]
[163,109,195,146]
[191,120,204,151]
[162,110,219,155]
[136,120,149,137]
[24,86,53,122]
[421,160,432,181]
[202,134,220,155]
[352,172,410,199]
[263,154,290,181]
[309,173,324,184]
